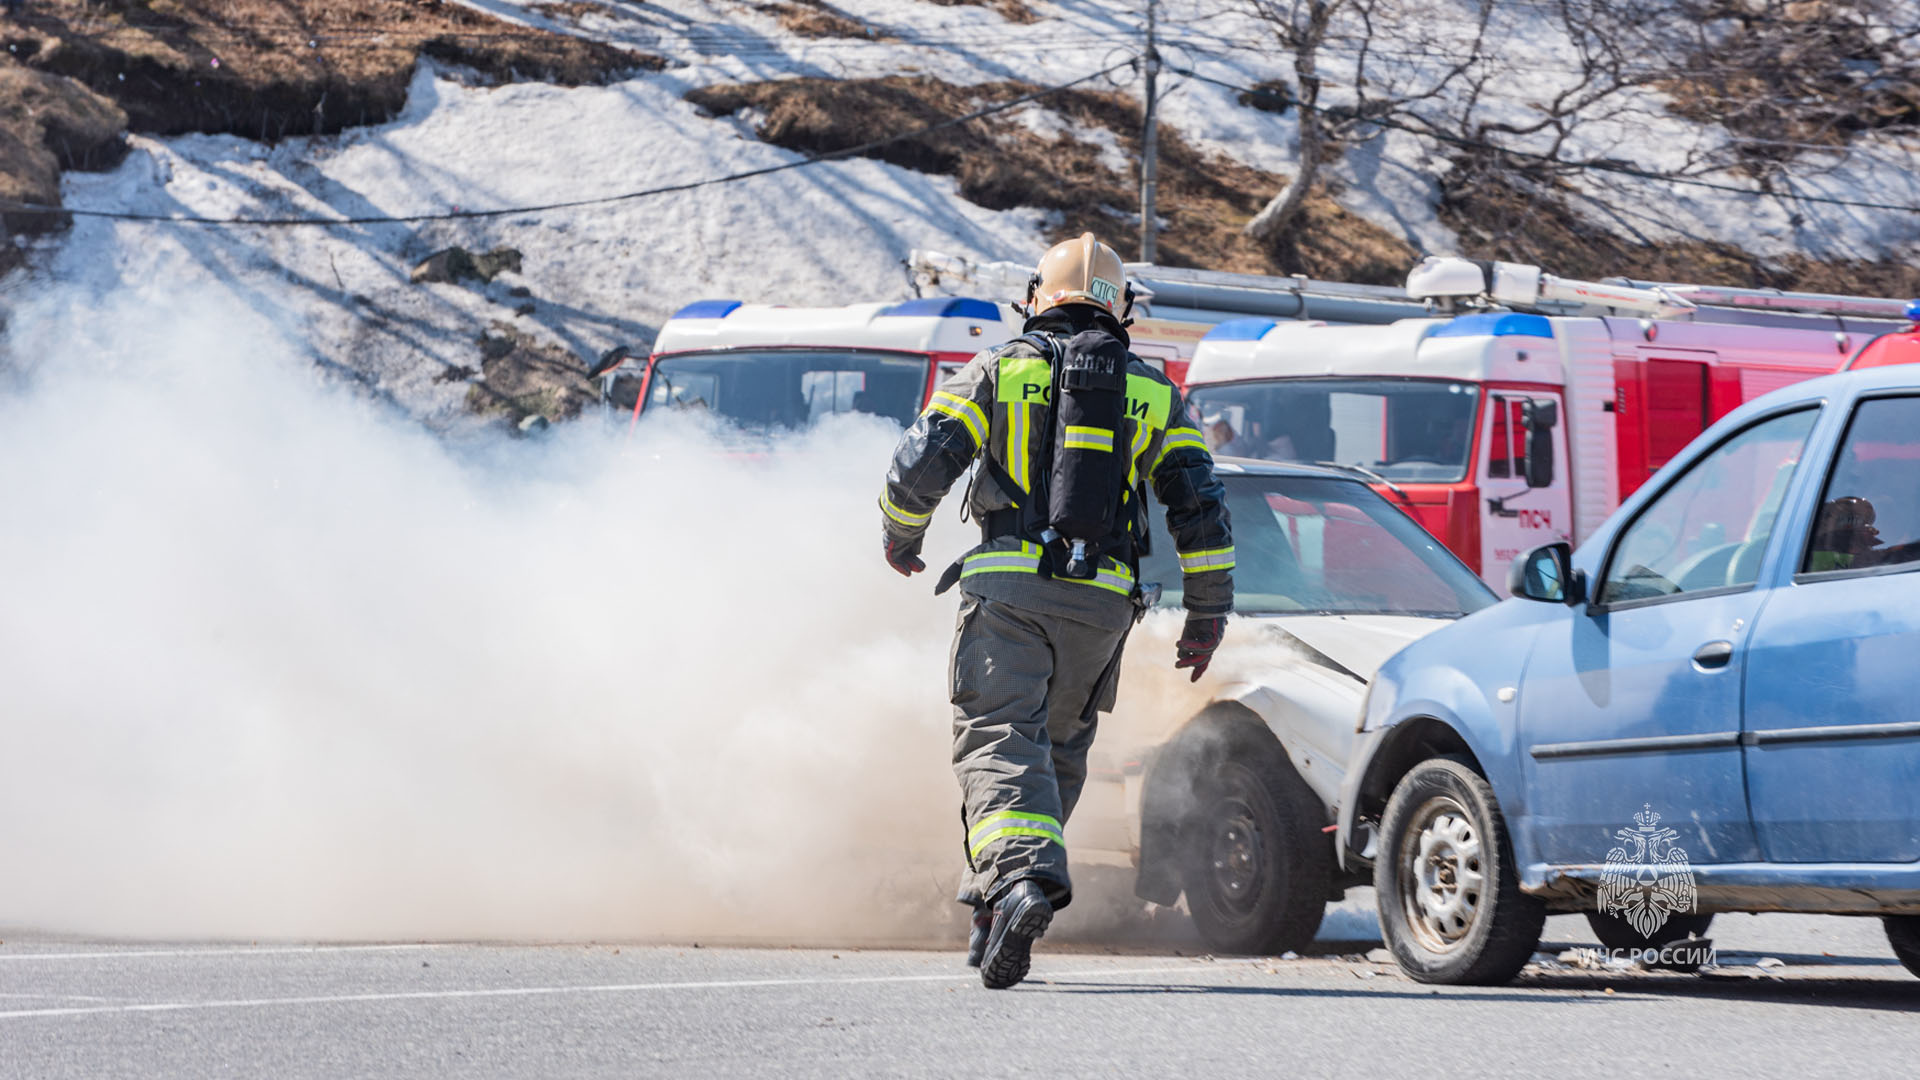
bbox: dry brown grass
[1437,149,1920,295]
[754,1,891,41]
[532,1,608,23]
[686,75,1415,283]
[2,0,660,141]
[920,0,1040,25]
[0,58,125,234]
[1659,1,1920,176]
[466,322,593,426]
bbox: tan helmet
[1027,232,1130,318]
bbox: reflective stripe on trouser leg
[948,595,1130,909]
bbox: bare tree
[1242,0,1494,242]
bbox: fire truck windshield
[1186,377,1480,482]
[643,348,927,430]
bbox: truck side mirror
[1521,399,1557,488]
[1508,541,1585,604]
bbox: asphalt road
[1,909,1914,1079]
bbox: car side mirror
[1521,399,1557,489]
[1509,541,1585,604]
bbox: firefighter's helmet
[1027,233,1132,319]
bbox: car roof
[1210,457,1363,481]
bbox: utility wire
[0,58,1134,227]
[1167,64,1920,216]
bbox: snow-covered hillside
[6,0,1918,427]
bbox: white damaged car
[1074,460,1498,953]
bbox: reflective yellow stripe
[1062,425,1115,452]
[927,391,987,448]
[1178,546,1236,573]
[958,546,1136,595]
[1126,419,1153,487]
[960,542,1044,578]
[1008,402,1031,492]
[1154,426,1210,470]
[880,491,932,528]
[968,810,1065,858]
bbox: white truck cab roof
[651,298,1022,357]
[1186,309,1874,389]
[1186,314,1557,387]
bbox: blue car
[1338,365,1920,985]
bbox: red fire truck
[1845,301,1920,370]
[1182,258,1918,589]
[596,255,1423,430]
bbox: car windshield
[643,349,927,429]
[1186,378,1480,482]
[1142,474,1497,617]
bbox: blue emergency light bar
[670,299,744,320]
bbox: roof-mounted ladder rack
[1408,256,1918,321]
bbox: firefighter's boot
[966,905,992,968]
[979,880,1053,989]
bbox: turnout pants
[949,594,1130,910]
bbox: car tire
[1884,916,1920,979]
[1376,756,1545,985]
[1584,910,1714,954]
[1179,736,1331,955]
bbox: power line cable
[0,58,1136,226]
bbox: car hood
[1251,613,1457,683]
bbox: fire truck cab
[1184,259,1918,590]
[599,297,1019,432]
[1845,302,1920,370]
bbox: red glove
[884,533,926,577]
[1175,615,1227,682]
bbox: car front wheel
[1376,757,1545,985]
[1179,741,1331,956]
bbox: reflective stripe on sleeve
[1153,426,1210,470]
[926,391,988,448]
[880,491,932,528]
[1062,425,1115,453]
[968,810,1065,858]
[1178,546,1236,573]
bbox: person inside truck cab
[1204,410,1256,458]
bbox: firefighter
[879,233,1234,989]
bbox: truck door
[1480,390,1572,592]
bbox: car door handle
[1692,640,1734,670]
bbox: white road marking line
[0,944,446,963]
[0,962,1248,1021]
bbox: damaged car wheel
[1179,736,1331,955]
[1376,757,1544,985]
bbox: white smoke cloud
[0,291,1239,947]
